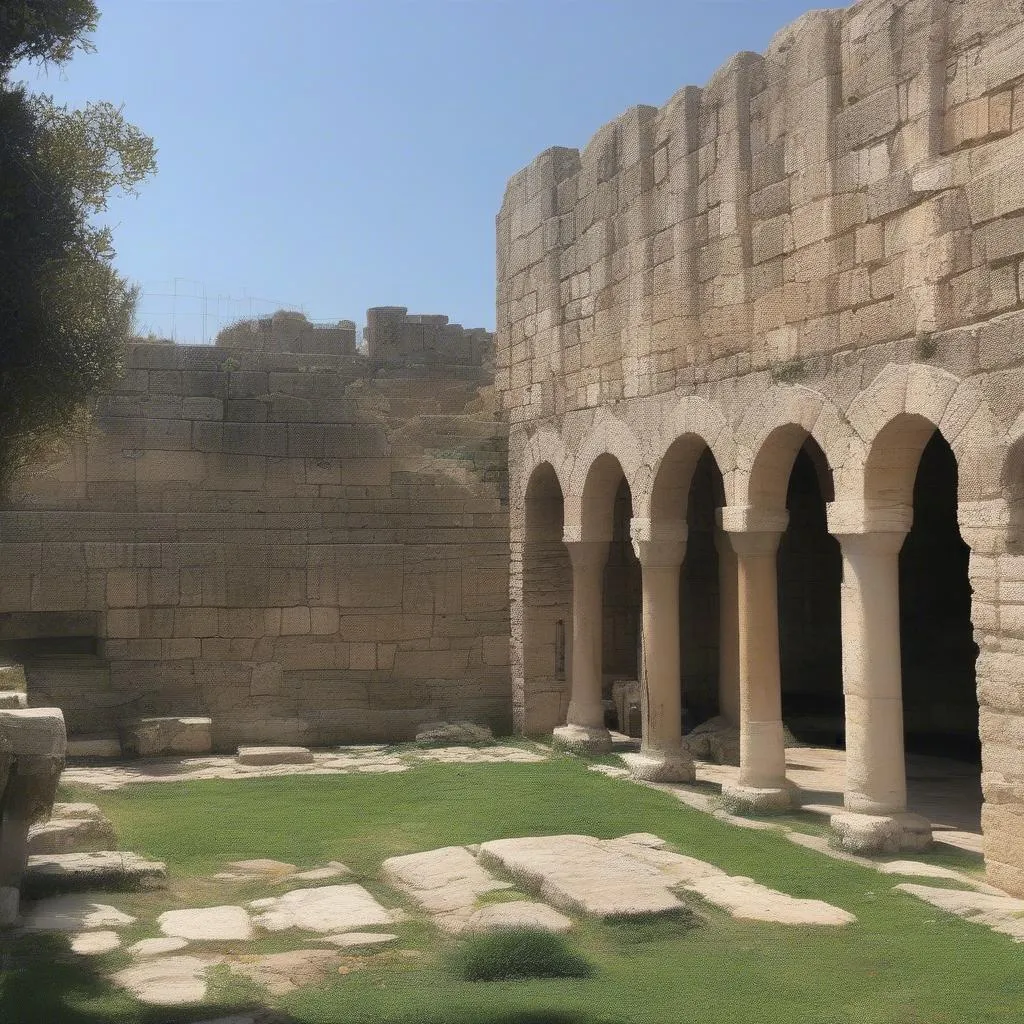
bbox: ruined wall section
[496,0,1024,423]
[365,307,494,370]
[216,311,358,357]
[0,338,509,749]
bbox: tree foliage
[0,1,155,488]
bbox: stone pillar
[0,708,67,926]
[628,521,694,782]
[719,507,791,811]
[715,529,741,725]
[828,503,932,853]
[552,541,612,752]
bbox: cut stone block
[414,721,493,745]
[236,745,313,765]
[24,851,166,895]
[113,956,208,1005]
[830,811,933,855]
[158,905,253,941]
[28,815,116,856]
[120,717,212,758]
[465,901,573,934]
[21,894,136,932]
[0,664,26,691]
[52,802,105,820]
[66,736,121,758]
[249,884,394,933]
[70,930,121,955]
[0,692,27,709]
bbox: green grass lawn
[2,755,1022,1024]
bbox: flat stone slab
[70,930,121,955]
[322,931,399,948]
[225,949,341,996]
[477,835,719,919]
[130,936,189,957]
[113,955,209,1005]
[249,884,394,933]
[24,851,166,894]
[293,862,350,881]
[213,858,297,881]
[413,745,545,764]
[685,875,856,926]
[895,883,1024,941]
[22,895,136,932]
[66,736,121,758]
[121,717,212,758]
[236,746,313,766]
[465,901,573,934]
[382,845,514,932]
[0,691,27,709]
[159,905,254,941]
[415,721,493,745]
[28,815,116,856]
[52,802,105,820]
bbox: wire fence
[132,278,351,345]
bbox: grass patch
[450,928,593,982]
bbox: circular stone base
[720,781,792,813]
[829,810,933,855]
[622,751,695,783]
[551,724,613,754]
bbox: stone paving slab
[894,883,1024,941]
[22,895,136,932]
[322,931,399,948]
[237,746,314,766]
[70,930,121,954]
[382,845,516,933]
[130,936,189,957]
[249,884,394,933]
[24,851,166,894]
[159,905,254,941]
[224,949,341,996]
[685,875,857,925]
[112,955,209,1004]
[464,901,573,933]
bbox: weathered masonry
[0,309,509,750]
[498,0,1024,895]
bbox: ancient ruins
[1,0,1023,914]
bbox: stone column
[719,507,791,811]
[715,528,741,725]
[552,541,612,752]
[628,521,694,782]
[0,708,67,925]
[828,502,931,853]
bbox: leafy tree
[0,1,156,489]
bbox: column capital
[562,539,610,572]
[717,505,789,536]
[629,518,687,568]
[826,500,913,537]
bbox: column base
[720,781,792,814]
[829,810,933,855]
[622,750,695,783]
[552,724,612,754]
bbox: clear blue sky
[17,0,823,342]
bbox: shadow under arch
[748,422,835,512]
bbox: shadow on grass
[0,932,304,1024]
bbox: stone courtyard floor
[5,738,1019,1024]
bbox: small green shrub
[450,928,593,982]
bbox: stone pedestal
[557,541,612,751]
[829,810,933,855]
[629,524,694,783]
[720,509,791,812]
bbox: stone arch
[847,363,1005,508]
[564,413,648,541]
[524,462,565,542]
[736,385,852,511]
[512,429,570,538]
[637,396,736,525]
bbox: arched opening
[521,463,571,734]
[778,440,843,746]
[900,431,979,763]
[680,448,726,727]
[602,476,642,733]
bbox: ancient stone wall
[365,307,493,370]
[216,310,358,357]
[497,0,1024,895]
[0,322,509,750]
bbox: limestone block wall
[365,307,494,370]
[498,0,1024,895]
[0,332,510,749]
[216,311,358,357]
